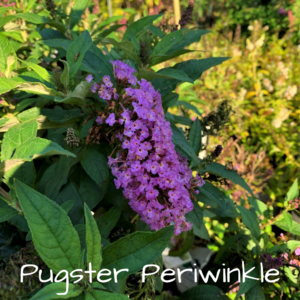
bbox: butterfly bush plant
[0,1,299,299]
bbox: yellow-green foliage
[168,21,300,200]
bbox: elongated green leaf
[41,108,82,124]
[0,77,19,94]
[149,49,193,66]
[167,28,210,53]
[3,161,35,188]
[55,182,84,224]
[238,206,260,240]
[81,147,109,189]
[123,14,162,40]
[16,81,62,97]
[1,120,38,161]
[15,180,82,274]
[185,201,203,229]
[55,81,91,106]
[85,290,128,300]
[81,43,114,82]
[61,200,74,214]
[236,262,259,298]
[67,31,93,79]
[13,137,76,161]
[201,162,253,196]
[39,150,80,199]
[69,0,91,29]
[157,68,193,83]
[180,285,228,300]
[150,29,186,57]
[286,179,299,201]
[102,226,173,280]
[247,282,266,300]
[29,282,82,300]
[0,33,16,75]
[84,203,102,276]
[19,59,51,83]
[170,123,199,165]
[0,200,17,223]
[79,170,105,210]
[97,206,122,239]
[101,38,139,63]
[60,60,70,91]
[152,57,229,95]
[197,181,227,209]
[275,215,300,236]
[177,101,201,116]
[189,118,202,155]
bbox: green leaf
[152,57,230,96]
[149,49,193,66]
[186,201,203,229]
[101,38,139,63]
[84,203,102,276]
[197,182,227,209]
[67,31,93,79]
[167,28,210,53]
[1,119,38,161]
[3,161,36,188]
[238,206,260,240]
[55,182,84,225]
[245,283,265,300]
[201,162,253,196]
[39,152,79,199]
[69,0,91,29]
[13,137,76,161]
[275,215,300,236]
[85,290,129,300]
[55,81,91,106]
[0,77,19,94]
[41,108,82,124]
[0,200,17,223]
[150,29,186,57]
[189,118,202,155]
[19,59,52,83]
[180,285,229,300]
[156,68,193,83]
[61,200,74,214]
[169,230,194,256]
[97,206,122,239]
[60,60,70,91]
[79,170,105,210]
[0,33,16,76]
[81,44,114,83]
[123,14,162,40]
[102,226,173,280]
[15,180,81,274]
[286,179,299,201]
[248,197,268,217]
[177,101,202,116]
[236,262,260,298]
[81,147,109,189]
[162,92,179,110]
[29,282,83,300]
[15,81,62,97]
[170,123,199,165]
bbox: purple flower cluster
[88,74,118,101]
[111,60,137,86]
[87,60,204,235]
[260,253,285,270]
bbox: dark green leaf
[102,226,173,280]
[238,205,260,240]
[15,180,81,274]
[189,118,202,155]
[97,206,122,239]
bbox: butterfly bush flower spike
[87,60,204,235]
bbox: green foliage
[0,1,298,299]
